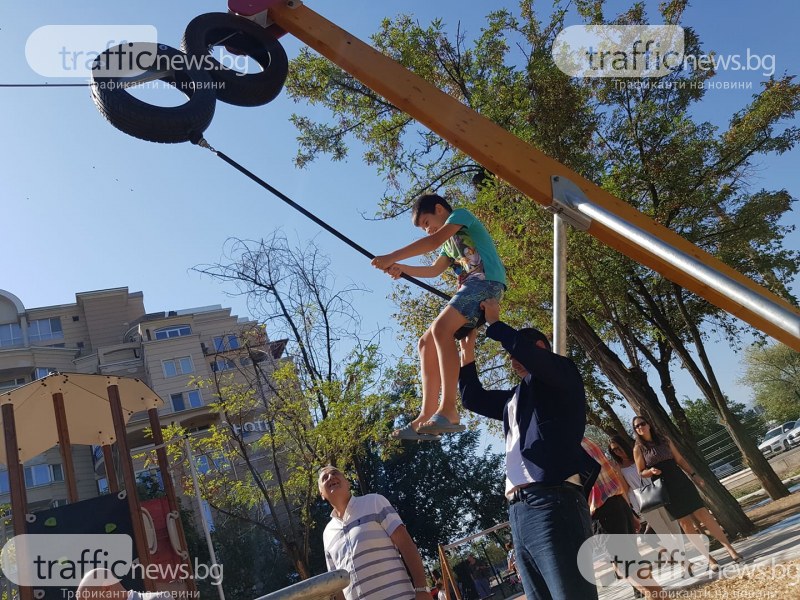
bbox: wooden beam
[52,392,78,503]
[268,3,800,350]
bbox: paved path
[596,511,800,599]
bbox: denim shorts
[448,278,505,327]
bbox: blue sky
[1,1,798,442]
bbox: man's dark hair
[411,193,453,226]
[518,327,552,351]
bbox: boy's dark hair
[411,193,452,226]
[518,327,552,352]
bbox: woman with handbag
[632,417,744,569]
[608,435,682,538]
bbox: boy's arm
[391,255,451,279]
[372,223,462,270]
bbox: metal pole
[183,435,226,600]
[553,214,568,356]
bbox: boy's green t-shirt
[439,208,507,286]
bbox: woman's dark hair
[607,434,634,464]
[631,416,663,446]
[411,193,453,225]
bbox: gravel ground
[665,558,800,599]
[663,489,800,599]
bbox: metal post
[183,435,225,600]
[553,214,568,356]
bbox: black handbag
[633,478,670,513]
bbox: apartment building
[0,287,285,522]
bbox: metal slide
[253,569,349,600]
[239,0,799,351]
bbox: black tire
[91,43,216,144]
[182,12,289,107]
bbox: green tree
[284,0,800,529]
[210,515,293,599]
[368,430,506,559]
[681,398,764,443]
[741,343,800,422]
[164,232,402,581]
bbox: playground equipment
[253,569,349,600]
[437,522,518,600]
[88,0,799,352]
[0,373,196,600]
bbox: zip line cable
[192,137,452,301]
[3,83,452,301]
[0,83,91,87]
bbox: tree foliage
[741,343,800,423]
[681,397,764,443]
[157,232,509,587]
[365,430,506,560]
[283,0,800,519]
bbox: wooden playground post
[52,392,79,503]
[108,383,155,592]
[147,407,198,593]
[438,543,462,600]
[102,443,120,493]
[1,402,32,600]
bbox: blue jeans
[509,484,598,600]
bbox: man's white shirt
[323,493,416,600]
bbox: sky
[1,1,798,450]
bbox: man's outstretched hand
[459,329,477,366]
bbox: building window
[0,470,9,494]
[197,454,230,475]
[154,325,192,340]
[135,469,164,497]
[196,456,211,475]
[0,378,25,392]
[24,464,62,488]
[213,335,240,352]
[32,367,57,380]
[171,390,203,412]
[28,317,64,343]
[0,322,23,347]
[162,356,194,378]
[171,393,185,412]
[211,358,236,372]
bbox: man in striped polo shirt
[319,466,431,600]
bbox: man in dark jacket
[458,298,599,600]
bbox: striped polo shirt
[323,493,415,600]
